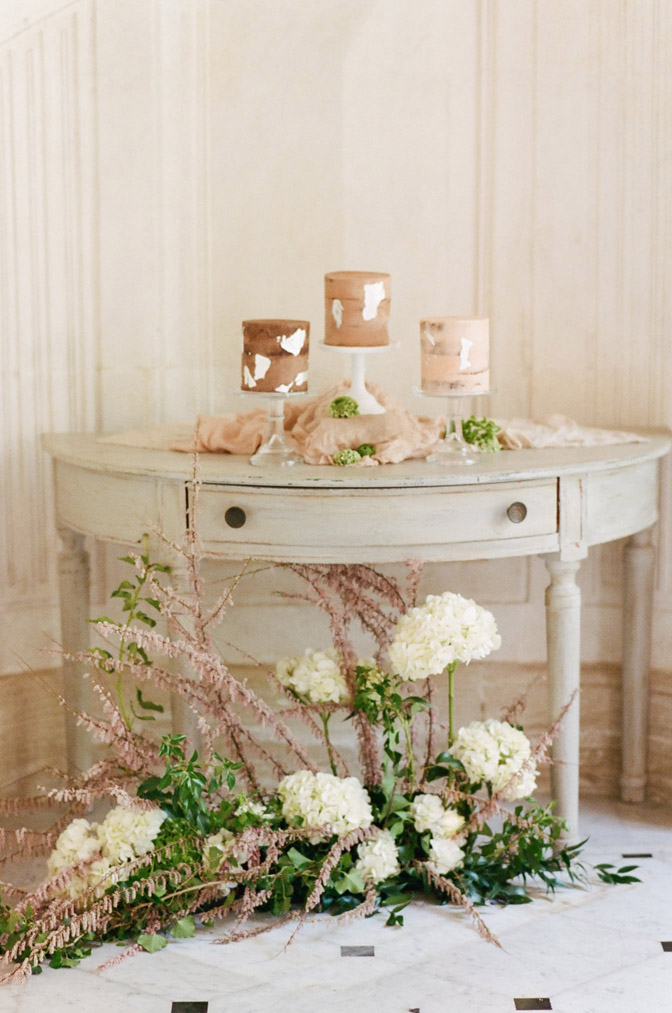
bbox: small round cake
[420,317,490,393]
[324,271,391,347]
[241,320,309,394]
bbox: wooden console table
[43,431,671,838]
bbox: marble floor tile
[2,799,670,1013]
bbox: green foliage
[353,666,428,810]
[170,916,196,938]
[594,863,640,885]
[356,443,376,457]
[461,416,501,453]
[328,395,360,418]
[90,538,169,728]
[48,935,99,968]
[454,803,586,905]
[137,932,167,953]
[425,750,466,785]
[137,735,242,835]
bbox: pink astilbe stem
[93,621,318,773]
[418,862,502,948]
[335,884,378,925]
[94,943,142,973]
[303,826,377,914]
[405,557,424,608]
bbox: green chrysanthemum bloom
[328,396,360,418]
[333,448,362,466]
[356,443,376,457]
[461,416,501,453]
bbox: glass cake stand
[238,389,307,467]
[319,342,400,415]
[413,388,496,466]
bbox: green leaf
[135,688,164,713]
[386,911,404,926]
[2,909,22,934]
[594,862,641,885]
[381,769,396,801]
[286,847,312,871]
[49,952,80,969]
[334,869,366,895]
[171,916,196,939]
[134,611,157,627]
[137,932,167,953]
[389,794,410,813]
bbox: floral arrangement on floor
[0,479,634,983]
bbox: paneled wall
[0,0,98,670]
[1,0,671,704]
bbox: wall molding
[0,0,98,612]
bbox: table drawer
[194,480,558,553]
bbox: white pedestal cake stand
[320,343,400,415]
[238,389,307,467]
[414,388,496,466]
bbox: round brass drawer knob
[507,501,527,523]
[225,506,247,529]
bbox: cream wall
[1,1,671,781]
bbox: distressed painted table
[43,431,671,837]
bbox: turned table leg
[544,555,582,840]
[620,527,655,803]
[57,524,94,775]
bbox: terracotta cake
[420,317,490,393]
[241,320,309,394]
[324,271,391,347]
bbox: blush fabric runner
[98,386,645,465]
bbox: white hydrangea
[235,798,270,820]
[204,828,247,894]
[47,818,100,875]
[47,806,165,898]
[451,722,501,785]
[86,857,128,898]
[388,592,501,682]
[409,793,465,839]
[426,835,466,876]
[501,764,538,802]
[276,648,349,705]
[205,828,249,867]
[98,806,166,863]
[451,719,538,800]
[278,770,373,841]
[355,829,400,884]
[61,872,90,900]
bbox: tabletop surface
[42,430,672,490]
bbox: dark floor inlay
[661,941,672,952]
[340,945,375,957]
[171,1004,209,1013]
[514,1000,552,1011]
[622,852,652,858]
